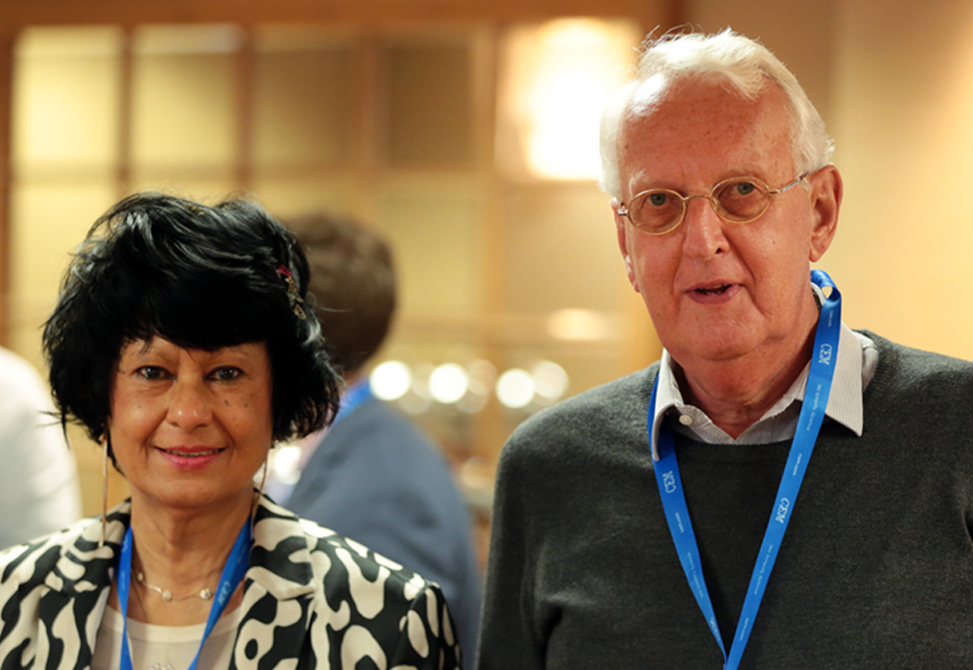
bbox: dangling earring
[100,436,110,547]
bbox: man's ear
[808,165,843,262]
[612,199,640,294]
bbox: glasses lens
[630,189,683,233]
[714,178,771,222]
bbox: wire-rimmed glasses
[617,174,807,236]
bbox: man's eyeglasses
[617,174,807,236]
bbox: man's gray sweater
[478,332,973,669]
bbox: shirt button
[678,414,694,426]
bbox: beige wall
[10,2,973,518]
[689,0,973,358]
[830,0,973,358]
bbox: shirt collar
[651,320,869,460]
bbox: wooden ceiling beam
[1,0,670,29]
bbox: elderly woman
[0,193,462,669]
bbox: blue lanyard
[649,269,841,670]
[334,379,373,425]
[116,519,252,670]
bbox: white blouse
[92,604,243,670]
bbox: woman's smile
[155,446,227,470]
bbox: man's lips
[689,282,735,296]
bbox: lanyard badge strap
[651,270,841,670]
[117,519,253,670]
[333,379,373,424]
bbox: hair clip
[276,265,308,320]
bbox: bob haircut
[43,192,339,464]
[599,28,834,199]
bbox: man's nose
[680,195,729,259]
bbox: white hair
[599,29,834,199]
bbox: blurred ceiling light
[370,360,412,401]
[411,363,434,400]
[468,359,498,387]
[393,362,432,414]
[457,378,490,414]
[532,360,569,404]
[546,308,612,341]
[497,368,536,409]
[398,393,431,415]
[500,19,639,180]
[429,363,470,404]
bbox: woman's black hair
[42,192,340,463]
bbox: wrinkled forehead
[617,76,795,185]
[621,73,788,136]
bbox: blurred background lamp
[500,18,640,180]
[370,360,412,401]
[545,307,611,341]
[429,362,470,404]
[532,360,569,403]
[496,368,535,409]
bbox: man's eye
[210,367,242,382]
[734,181,757,196]
[647,192,669,207]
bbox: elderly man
[478,30,973,669]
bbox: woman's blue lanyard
[116,519,252,670]
[649,269,841,670]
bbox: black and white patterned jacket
[0,495,463,669]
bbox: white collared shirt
[650,322,878,460]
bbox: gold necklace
[134,570,214,602]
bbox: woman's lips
[156,447,225,470]
[158,447,222,457]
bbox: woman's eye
[210,367,242,382]
[136,366,168,380]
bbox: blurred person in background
[0,345,81,549]
[283,212,482,665]
[479,29,973,669]
[0,193,461,669]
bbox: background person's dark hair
[284,213,396,378]
[42,192,340,468]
